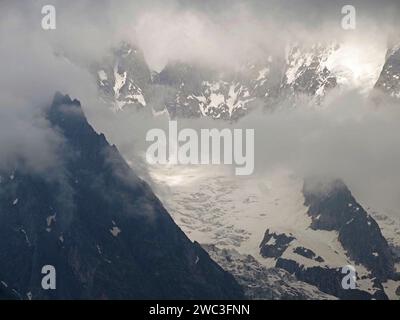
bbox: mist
[1,0,400,215]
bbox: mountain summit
[0,93,244,300]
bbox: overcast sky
[1,0,399,70]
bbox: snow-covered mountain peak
[91,39,395,119]
[95,43,151,112]
[374,43,400,98]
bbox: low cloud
[0,2,97,173]
[85,89,400,215]
[1,0,400,214]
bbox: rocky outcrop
[259,230,295,259]
[374,44,400,98]
[293,247,324,263]
[204,244,335,300]
[303,178,395,281]
[94,42,152,111]
[276,258,388,300]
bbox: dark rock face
[280,44,338,99]
[374,45,400,98]
[256,177,397,300]
[0,281,19,300]
[293,247,324,263]
[154,62,209,119]
[276,258,387,300]
[303,178,395,281]
[0,93,244,300]
[154,62,257,120]
[259,229,295,259]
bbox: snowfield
[148,164,399,298]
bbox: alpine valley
[1,1,400,300]
[85,40,400,300]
